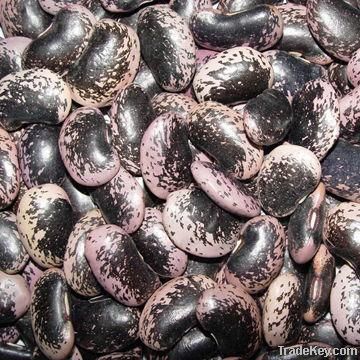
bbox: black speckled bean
[218,0,284,12]
[163,188,242,258]
[66,19,140,107]
[59,107,121,187]
[0,0,52,38]
[0,127,20,209]
[196,283,262,358]
[330,264,360,345]
[0,271,30,324]
[85,224,161,306]
[91,166,145,233]
[265,50,327,101]
[263,273,304,347]
[133,60,162,99]
[72,295,140,353]
[276,3,332,65]
[99,0,152,13]
[307,0,360,62]
[288,182,326,264]
[0,324,19,343]
[321,139,360,202]
[190,5,283,52]
[139,275,216,351]
[189,101,263,179]
[22,5,95,75]
[224,215,285,294]
[31,269,74,360]
[16,184,74,268]
[140,112,193,199]
[324,202,360,276]
[288,78,340,160]
[193,47,273,104]
[184,255,225,280]
[0,211,28,274]
[303,245,335,324]
[257,144,321,217]
[63,209,105,297]
[137,6,196,92]
[0,68,72,131]
[243,88,292,146]
[19,124,66,188]
[132,207,188,278]
[170,0,212,24]
[109,84,155,176]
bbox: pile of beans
[0,0,359,359]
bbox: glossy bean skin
[170,0,212,24]
[265,50,326,101]
[243,88,292,146]
[91,166,145,233]
[289,78,340,160]
[218,0,283,12]
[0,37,31,79]
[307,0,360,62]
[224,216,285,294]
[185,255,225,280]
[66,20,140,107]
[324,202,360,276]
[140,112,193,199]
[303,245,335,324]
[347,48,360,87]
[22,5,96,75]
[263,273,304,347]
[0,272,30,324]
[99,0,152,13]
[163,188,242,258]
[38,0,84,14]
[299,316,344,347]
[328,62,353,97]
[0,127,20,209]
[189,102,263,179]
[132,208,188,278]
[196,284,261,358]
[276,4,332,65]
[137,6,196,92]
[72,296,140,353]
[17,184,74,268]
[133,60,162,99]
[31,269,74,360]
[0,69,72,131]
[0,343,32,359]
[85,224,161,306]
[331,265,360,345]
[32,346,83,360]
[257,144,321,217]
[167,327,218,360]
[339,85,360,144]
[63,209,105,297]
[95,347,142,360]
[19,124,66,188]
[139,275,216,351]
[151,93,197,119]
[0,211,28,274]
[109,84,155,176]
[321,139,360,202]
[0,0,51,38]
[190,5,283,52]
[193,47,273,104]
[191,160,261,217]
[288,183,326,264]
[59,107,120,187]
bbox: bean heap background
[0,0,359,359]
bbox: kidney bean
[0,68,72,131]
[17,184,74,268]
[288,182,326,264]
[21,260,44,293]
[139,275,216,350]
[22,5,96,75]
[193,47,273,104]
[328,62,354,97]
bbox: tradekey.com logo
[278,344,358,358]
